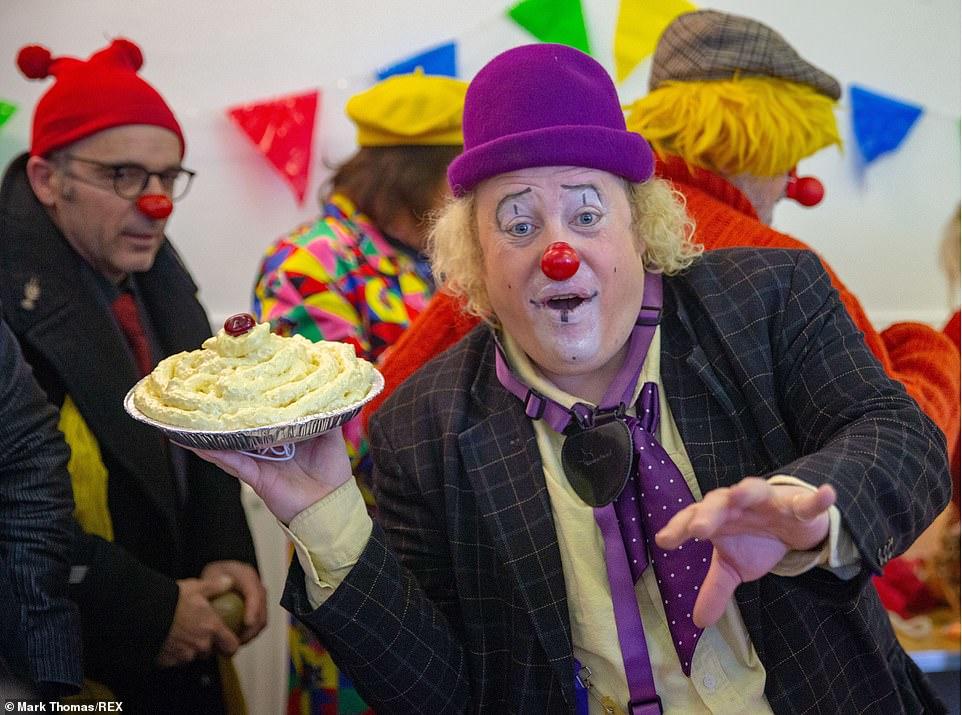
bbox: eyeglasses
[60,154,196,201]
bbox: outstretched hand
[191,429,353,524]
[655,477,836,628]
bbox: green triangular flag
[0,101,17,130]
[507,0,591,55]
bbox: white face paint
[475,166,646,401]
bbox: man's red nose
[136,194,173,219]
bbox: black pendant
[561,419,635,507]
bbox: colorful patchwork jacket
[253,192,435,469]
[255,193,435,714]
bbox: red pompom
[17,44,52,79]
[109,38,143,71]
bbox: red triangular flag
[228,90,319,204]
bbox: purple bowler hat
[447,43,654,197]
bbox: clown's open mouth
[547,295,585,311]
[544,291,597,309]
[535,291,598,322]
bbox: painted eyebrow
[560,183,603,203]
[495,187,533,217]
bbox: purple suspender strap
[596,273,663,715]
[493,353,573,432]
[495,273,665,714]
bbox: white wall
[1,1,959,327]
[1,1,958,712]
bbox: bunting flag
[613,0,696,83]
[227,90,320,205]
[0,100,16,130]
[507,0,591,55]
[850,84,924,165]
[377,42,458,80]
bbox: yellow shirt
[286,327,860,714]
[504,329,771,714]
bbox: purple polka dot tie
[613,381,712,676]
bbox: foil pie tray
[123,369,384,451]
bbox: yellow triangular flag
[614,0,697,83]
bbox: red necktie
[111,292,153,377]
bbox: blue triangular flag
[850,84,924,165]
[377,42,458,80]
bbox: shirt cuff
[279,478,373,609]
[767,475,861,580]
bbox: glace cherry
[224,313,256,336]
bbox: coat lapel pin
[20,276,41,311]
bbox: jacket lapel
[30,272,178,530]
[459,338,576,706]
[659,278,766,664]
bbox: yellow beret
[346,69,467,147]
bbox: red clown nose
[540,242,580,281]
[785,168,824,207]
[136,194,173,219]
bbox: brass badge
[20,276,41,311]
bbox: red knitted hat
[17,38,185,157]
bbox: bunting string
[213,0,959,203]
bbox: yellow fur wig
[625,76,841,177]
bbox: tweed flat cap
[649,9,841,100]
